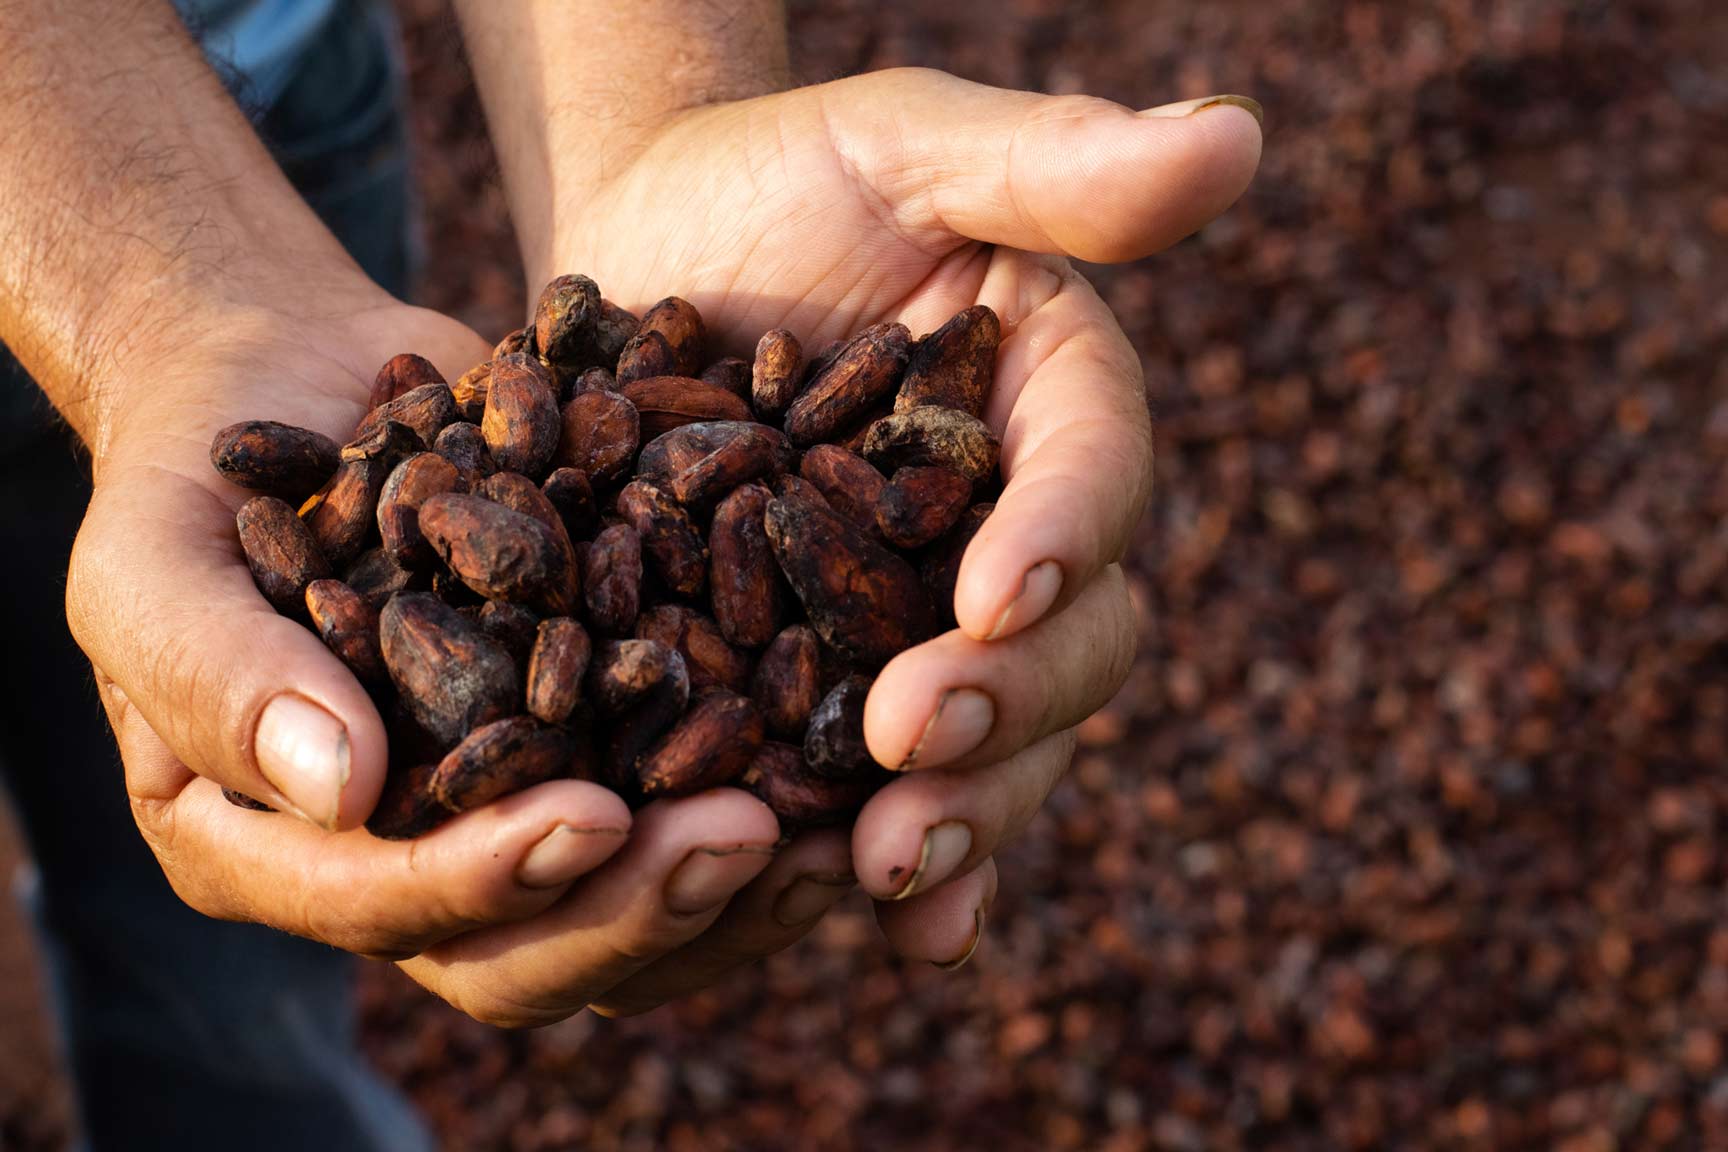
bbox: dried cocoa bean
[237,496,330,614]
[894,305,999,417]
[418,492,573,613]
[304,579,386,686]
[861,405,1000,483]
[432,421,495,489]
[573,367,615,394]
[617,479,708,598]
[534,272,601,374]
[494,327,534,359]
[783,322,911,446]
[431,716,574,813]
[743,741,882,830]
[586,639,690,789]
[804,675,874,779]
[527,617,591,725]
[344,547,421,610]
[481,353,561,478]
[380,592,519,747]
[635,605,752,694]
[222,788,275,812]
[366,760,448,840]
[370,353,447,411]
[341,418,425,469]
[709,483,782,647]
[354,382,457,446]
[210,420,340,499]
[582,523,643,636]
[542,467,598,540]
[616,328,678,385]
[451,362,491,423]
[834,396,896,455]
[798,444,887,536]
[555,389,640,485]
[876,465,972,550]
[751,328,803,423]
[637,691,764,797]
[594,300,639,367]
[476,472,582,614]
[619,376,753,440]
[751,625,822,739]
[700,357,752,400]
[800,339,844,388]
[921,502,994,629]
[478,600,540,676]
[377,452,462,568]
[637,421,794,512]
[629,296,705,377]
[765,483,935,666]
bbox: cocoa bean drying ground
[5,0,1728,1149]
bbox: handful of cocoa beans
[213,274,1001,839]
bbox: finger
[825,69,1262,262]
[109,680,633,959]
[399,790,781,1028]
[953,264,1152,639]
[866,572,1131,772]
[873,857,998,970]
[68,468,389,830]
[591,828,855,1017]
[853,731,1075,904]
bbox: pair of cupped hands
[67,71,1259,1025]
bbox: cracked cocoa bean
[861,405,1000,483]
[894,305,999,417]
[751,624,822,739]
[765,482,935,666]
[876,465,972,550]
[921,502,995,629]
[573,367,615,394]
[341,418,425,469]
[534,273,601,375]
[636,421,794,512]
[451,361,490,423]
[494,327,534,359]
[617,479,709,598]
[582,523,643,636]
[555,389,639,485]
[238,496,330,614]
[210,420,340,499]
[751,328,803,423]
[619,376,753,440]
[804,675,874,780]
[380,592,519,747]
[710,483,782,647]
[527,617,592,725]
[482,353,561,478]
[304,579,386,686]
[418,492,573,612]
[343,547,420,610]
[635,604,752,694]
[378,452,462,568]
[637,691,764,797]
[369,353,447,411]
[432,421,495,489]
[354,382,457,446]
[743,741,882,830]
[431,716,575,813]
[783,322,911,446]
[799,443,887,537]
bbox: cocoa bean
[635,604,752,694]
[751,625,822,739]
[894,305,999,417]
[555,389,640,485]
[783,322,911,446]
[804,675,874,779]
[582,523,643,636]
[476,472,582,614]
[379,592,519,747]
[343,547,421,610]
[527,617,592,725]
[573,367,615,394]
[860,405,1000,483]
[340,419,425,471]
[834,396,895,455]
[304,579,386,686]
[751,328,803,423]
[616,328,678,385]
[451,362,491,423]
[369,353,447,411]
[431,716,575,813]
[418,492,573,613]
[366,760,448,840]
[431,569,484,609]
[222,788,275,812]
[921,502,994,629]
[617,479,709,598]
[432,421,495,489]
[478,600,541,677]
[619,376,754,440]
[876,465,972,550]
[354,382,457,446]
[534,272,601,374]
[630,296,706,377]
[637,691,764,797]
[637,421,794,512]
[594,300,639,367]
[765,483,935,667]
[586,639,690,789]
[542,467,598,540]
[494,327,534,359]
[377,452,462,568]
[700,357,753,401]
[237,496,330,614]
[800,339,844,388]
[210,420,340,499]
[743,741,882,830]
[709,483,782,647]
[481,353,561,478]
[798,444,887,536]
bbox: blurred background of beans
[6,0,1728,1148]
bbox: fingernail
[890,821,973,901]
[255,695,349,830]
[516,824,630,889]
[664,844,776,915]
[771,872,856,927]
[1137,94,1264,126]
[898,689,994,771]
[985,560,1063,640]
[934,906,986,971]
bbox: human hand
[403,69,1261,1018]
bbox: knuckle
[446,977,577,1030]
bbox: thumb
[825,69,1263,262]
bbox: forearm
[0,0,381,457]
[452,0,789,284]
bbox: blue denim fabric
[0,5,430,1150]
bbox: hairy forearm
[0,0,377,454]
[453,0,789,281]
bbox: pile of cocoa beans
[213,274,1001,839]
